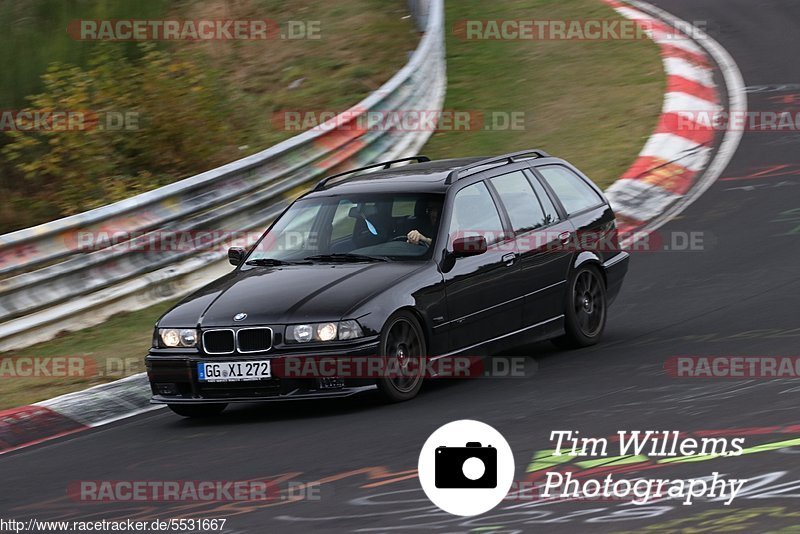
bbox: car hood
[159,262,425,328]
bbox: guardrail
[0,0,445,351]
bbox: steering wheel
[391,235,429,246]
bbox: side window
[392,198,416,217]
[448,182,505,245]
[527,173,560,225]
[489,171,546,233]
[331,199,358,241]
[538,165,604,215]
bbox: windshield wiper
[304,253,388,263]
[245,258,309,266]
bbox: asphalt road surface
[3,1,800,532]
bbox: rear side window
[527,173,560,225]
[489,171,546,233]
[538,165,604,215]
[449,182,505,244]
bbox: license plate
[197,360,271,382]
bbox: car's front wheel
[167,403,227,418]
[376,311,426,402]
[553,265,607,349]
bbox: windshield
[246,192,444,264]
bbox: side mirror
[452,235,487,258]
[228,247,246,266]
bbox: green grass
[0,0,665,409]
[171,0,420,150]
[0,300,177,410]
[423,0,665,188]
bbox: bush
[2,43,244,225]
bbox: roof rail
[445,149,550,184]
[313,156,431,191]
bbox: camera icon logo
[435,442,497,488]
[418,420,515,516]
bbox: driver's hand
[407,230,429,245]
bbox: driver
[407,201,441,246]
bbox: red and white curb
[600,0,745,240]
[0,373,156,455]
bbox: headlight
[316,322,338,341]
[338,320,364,340]
[158,328,198,348]
[180,329,197,346]
[292,324,313,343]
[285,320,364,343]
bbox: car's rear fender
[574,250,629,306]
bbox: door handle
[558,231,571,245]
[501,252,517,266]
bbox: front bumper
[146,338,380,404]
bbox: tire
[167,403,227,418]
[376,311,426,402]
[552,264,607,349]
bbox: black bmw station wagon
[147,150,630,416]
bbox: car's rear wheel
[376,311,426,402]
[167,403,227,418]
[553,265,607,349]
